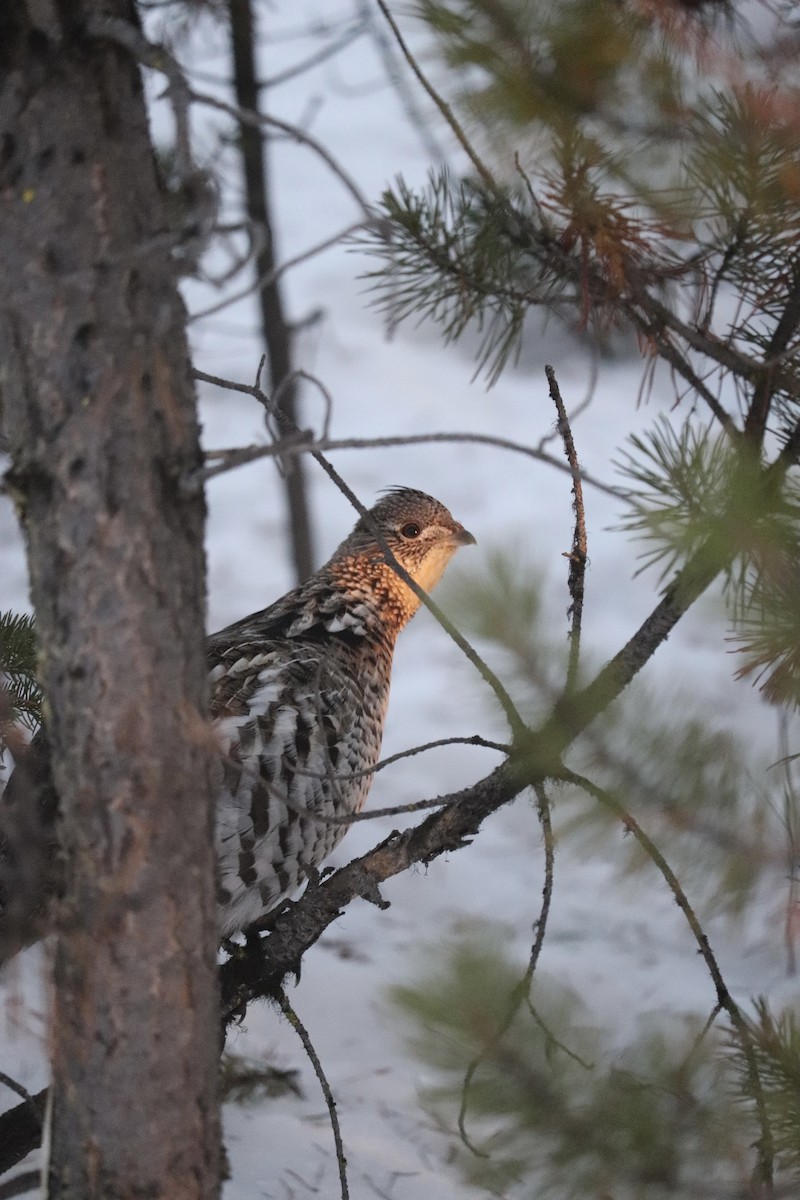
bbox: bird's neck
[326,555,421,639]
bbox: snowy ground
[2,5,799,1197]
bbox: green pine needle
[0,610,42,741]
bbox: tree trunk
[229,0,316,582]
[0,4,221,1198]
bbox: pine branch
[0,612,41,744]
[562,768,775,1189]
[726,999,800,1180]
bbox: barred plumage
[208,487,474,936]
[0,489,474,946]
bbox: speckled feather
[208,488,474,936]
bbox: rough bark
[0,4,221,1198]
[229,0,315,582]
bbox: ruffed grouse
[0,488,474,947]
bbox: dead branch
[546,366,587,693]
[189,90,377,223]
[560,767,775,1191]
[374,0,502,198]
[458,779,555,1156]
[276,989,349,1200]
[189,223,365,324]
[197,425,626,498]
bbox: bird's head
[329,488,476,629]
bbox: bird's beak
[449,524,477,547]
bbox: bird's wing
[205,573,375,666]
[209,640,369,935]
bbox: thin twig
[458,780,555,1156]
[357,0,447,162]
[189,90,376,221]
[259,18,368,89]
[560,767,775,1191]
[744,262,800,445]
[188,222,365,324]
[632,287,794,398]
[374,0,503,200]
[291,734,509,786]
[679,1001,724,1072]
[546,366,587,692]
[526,1000,594,1071]
[275,988,349,1200]
[86,14,375,235]
[219,735,507,834]
[537,354,598,451]
[627,312,740,440]
[198,426,625,498]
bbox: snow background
[2,4,799,1196]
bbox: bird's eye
[400,521,421,539]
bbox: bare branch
[188,222,365,324]
[356,0,446,162]
[0,1074,36,1110]
[198,426,626,498]
[458,779,555,1157]
[188,90,377,222]
[540,537,728,757]
[290,733,509,788]
[260,18,368,90]
[526,1000,594,1071]
[84,14,379,256]
[275,989,349,1200]
[374,0,504,200]
[630,317,740,438]
[560,767,775,1190]
[546,366,587,693]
